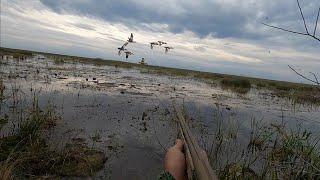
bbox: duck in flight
[127,33,136,43]
[158,41,167,46]
[150,42,159,49]
[118,42,128,55]
[124,51,134,59]
[164,46,174,53]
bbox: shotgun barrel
[174,103,218,180]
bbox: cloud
[1,0,320,83]
[39,0,319,39]
[71,23,95,31]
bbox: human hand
[164,139,187,180]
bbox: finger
[200,149,210,164]
[174,139,184,151]
[200,149,208,158]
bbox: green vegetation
[90,130,102,148]
[0,100,106,179]
[268,82,320,106]
[0,79,4,102]
[0,117,8,131]
[221,78,251,94]
[140,67,190,77]
[0,48,33,59]
[274,90,320,106]
[216,123,320,179]
[256,81,267,88]
[206,108,320,180]
[53,58,65,65]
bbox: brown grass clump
[0,79,4,101]
[53,58,65,65]
[55,138,106,176]
[209,116,320,180]
[0,102,106,179]
[273,88,320,106]
[220,78,251,94]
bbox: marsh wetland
[0,48,319,179]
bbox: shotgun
[173,103,218,180]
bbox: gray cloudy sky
[1,0,319,83]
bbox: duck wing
[122,42,129,48]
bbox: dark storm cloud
[39,0,319,39]
[39,0,246,38]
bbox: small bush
[256,82,266,88]
[268,82,277,86]
[292,92,320,106]
[275,85,294,91]
[221,78,251,89]
[53,58,65,65]
[221,78,251,94]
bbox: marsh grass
[0,117,8,131]
[53,58,65,65]
[220,78,251,94]
[272,85,320,106]
[0,101,58,178]
[90,130,102,149]
[256,81,267,89]
[281,92,320,106]
[0,79,4,102]
[0,48,33,59]
[0,98,106,179]
[206,110,320,179]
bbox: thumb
[174,139,184,151]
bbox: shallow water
[0,57,319,179]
